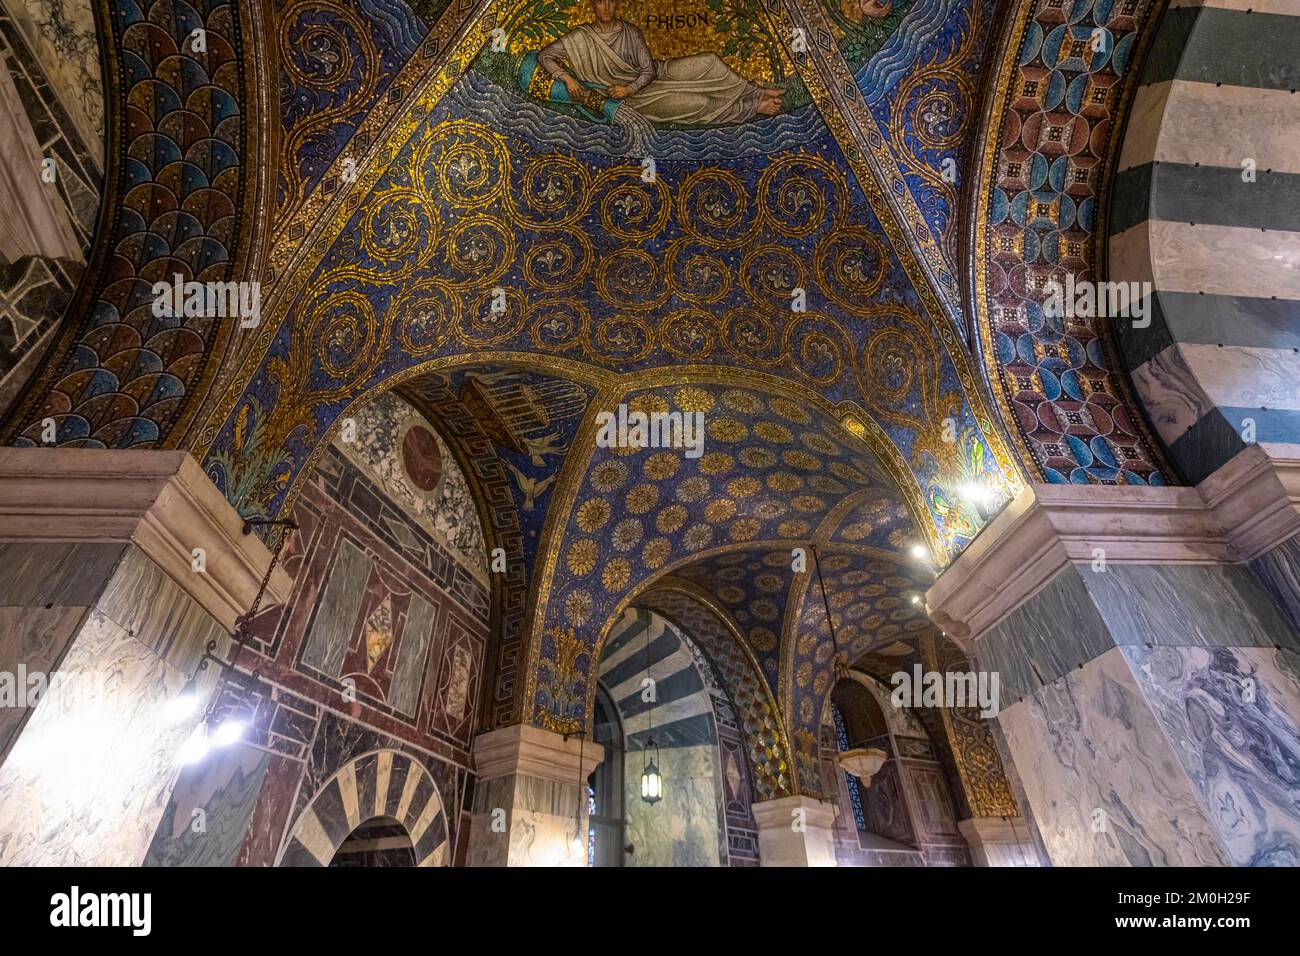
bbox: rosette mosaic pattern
[972,0,1171,484]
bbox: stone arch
[523,373,943,739]
[595,606,730,866]
[635,581,796,803]
[278,749,449,867]
[1107,0,1300,483]
[818,668,969,864]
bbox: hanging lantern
[640,738,662,805]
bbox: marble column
[0,448,290,865]
[752,794,836,866]
[467,724,604,867]
[928,442,1300,867]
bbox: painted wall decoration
[332,389,488,576]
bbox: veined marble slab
[1122,643,1300,866]
[1001,647,1230,866]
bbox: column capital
[957,817,1040,867]
[927,443,1300,645]
[0,447,292,632]
[751,794,837,866]
[472,724,604,785]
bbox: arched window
[830,678,891,834]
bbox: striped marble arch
[278,749,449,867]
[1109,0,1300,483]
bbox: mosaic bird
[504,460,558,511]
[522,430,569,467]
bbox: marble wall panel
[390,592,435,716]
[466,775,514,867]
[0,0,103,157]
[0,540,124,606]
[144,747,272,867]
[904,762,962,841]
[0,604,84,761]
[235,752,305,867]
[0,605,203,864]
[1122,643,1300,866]
[1251,532,1300,635]
[0,540,229,865]
[715,697,759,865]
[1082,563,1300,652]
[860,759,915,847]
[624,742,724,867]
[300,536,370,678]
[974,566,1116,709]
[469,773,588,867]
[256,451,488,752]
[96,546,226,668]
[1000,646,1230,866]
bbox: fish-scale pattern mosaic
[9,0,249,449]
[977,0,1169,484]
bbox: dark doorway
[328,815,417,867]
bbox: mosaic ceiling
[2,0,1178,794]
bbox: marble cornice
[0,448,292,632]
[1197,443,1300,563]
[927,443,1300,643]
[472,724,604,784]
